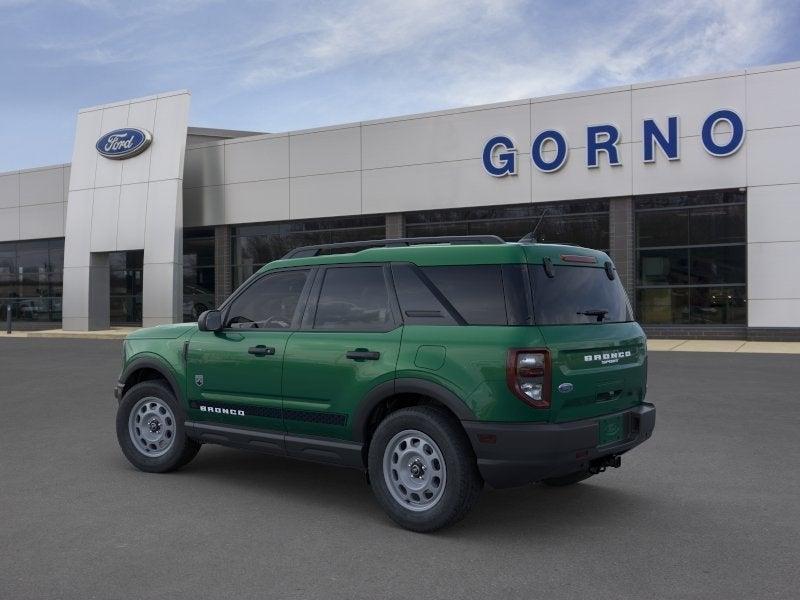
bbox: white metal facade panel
[62,91,190,330]
[121,100,157,186]
[224,178,290,224]
[19,202,65,240]
[747,184,800,243]
[290,171,361,220]
[0,166,69,240]
[630,75,746,142]
[185,144,224,189]
[19,167,63,207]
[0,173,19,208]
[745,67,800,130]
[362,103,530,169]
[225,136,288,184]
[533,90,632,148]
[363,158,531,214]
[0,207,19,239]
[290,126,361,177]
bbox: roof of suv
[260,241,611,273]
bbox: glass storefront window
[183,228,216,321]
[635,190,746,326]
[231,216,386,288]
[405,200,610,251]
[0,238,64,324]
[109,250,143,325]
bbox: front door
[282,264,402,440]
[186,267,314,433]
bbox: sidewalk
[1,327,138,340]
[647,339,800,354]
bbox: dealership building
[1,60,799,339]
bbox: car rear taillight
[506,349,551,408]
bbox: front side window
[314,267,392,331]
[226,269,309,329]
[530,264,633,325]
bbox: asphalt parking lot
[0,338,798,599]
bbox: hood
[125,323,197,340]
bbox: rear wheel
[116,380,200,473]
[542,470,593,487]
[368,406,482,532]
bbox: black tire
[116,380,201,473]
[368,406,483,532]
[542,470,593,487]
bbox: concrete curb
[2,328,138,340]
[647,339,800,354]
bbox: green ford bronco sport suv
[115,235,655,532]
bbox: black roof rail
[281,235,505,259]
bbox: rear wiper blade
[577,309,608,322]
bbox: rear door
[529,261,647,423]
[185,267,313,432]
[282,264,402,440]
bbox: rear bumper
[462,403,655,489]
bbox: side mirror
[197,309,223,332]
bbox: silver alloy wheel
[382,429,447,512]
[128,396,177,458]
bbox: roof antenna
[518,208,549,244]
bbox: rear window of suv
[530,264,633,325]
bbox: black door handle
[248,345,275,356]
[346,349,380,361]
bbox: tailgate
[539,322,647,423]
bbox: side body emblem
[195,374,204,387]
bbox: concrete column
[142,179,184,328]
[62,91,190,330]
[386,213,405,238]
[608,197,635,309]
[214,224,232,306]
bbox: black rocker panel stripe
[189,401,347,426]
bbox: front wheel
[116,380,201,473]
[368,406,483,532]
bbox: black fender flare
[119,357,182,403]
[351,378,476,443]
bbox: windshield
[529,264,633,325]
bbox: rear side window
[530,264,633,325]
[314,266,393,331]
[391,264,457,325]
[422,265,507,325]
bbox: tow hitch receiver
[589,455,622,475]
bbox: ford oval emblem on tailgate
[558,382,574,393]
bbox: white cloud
[414,0,785,107]
[214,0,788,114]
[239,0,517,87]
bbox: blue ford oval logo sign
[96,128,152,160]
[558,382,574,394]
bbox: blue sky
[0,0,798,172]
